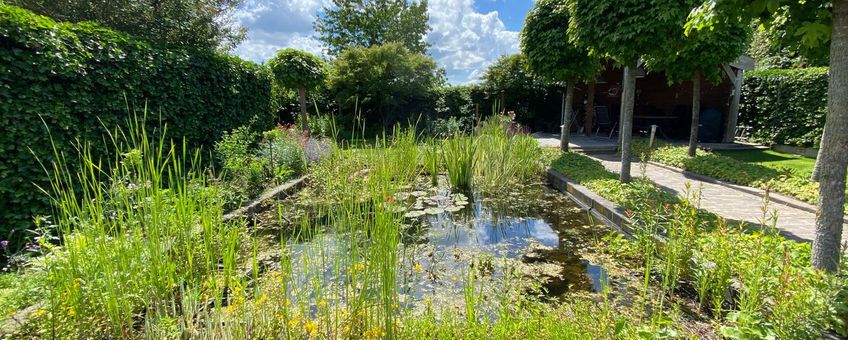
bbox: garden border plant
[0,5,274,253]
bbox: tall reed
[35,114,241,338]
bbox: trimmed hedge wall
[0,5,274,245]
[739,67,828,148]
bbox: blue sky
[232,0,535,84]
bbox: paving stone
[586,152,848,243]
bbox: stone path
[585,152,848,243]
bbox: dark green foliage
[748,24,830,69]
[739,68,828,147]
[269,48,327,92]
[644,4,751,84]
[481,54,542,98]
[328,43,442,130]
[9,0,245,50]
[568,0,689,63]
[0,5,273,247]
[315,0,430,56]
[520,0,599,83]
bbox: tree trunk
[619,60,638,183]
[561,81,575,152]
[298,87,309,132]
[812,0,848,272]
[688,72,701,157]
[585,80,596,136]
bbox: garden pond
[248,176,612,315]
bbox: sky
[232,0,535,84]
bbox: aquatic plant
[442,135,477,190]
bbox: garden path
[585,152,848,244]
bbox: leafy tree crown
[520,0,600,83]
[568,0,691,64]
[316,0,430,56]
[9,0,245,50]
[269,48,328,91]
[644,2,751,84]
[328,43,442,116]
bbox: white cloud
[427,0,519,83]
[232,0,329,62]
[232,0,519,83]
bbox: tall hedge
[739,67,828,147]
[0,5,273,245]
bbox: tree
[688,0,845,272]
[520,0,600,151]
[315,0,430,56]
[568,0,688,182]
[480,54,544,116]
[644,7,750,157]
[328,43,442,129]
[269,49,328,132]
[9,0,245,50]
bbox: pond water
[257,178,610,313]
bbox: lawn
[715,149,816,177]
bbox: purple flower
[0,240,7,249]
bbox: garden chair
[594,106,617,139]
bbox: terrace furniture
[594,106,618,139]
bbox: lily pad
[423,207,444,215]
[404,211,426,218]
[410,191,427,197]
[453,200,469,206]
[445,206,464,213]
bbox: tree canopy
[269,49,328,92]
[9,0,245,50]
[329,43,442,127]
[481,54,540,97]
[687,0,831,62]
[520,0,599,83]
[644,5,751,84]
[315,0,430,56]
[568,0,691,64]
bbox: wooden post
[723,67,743,143]
[585,80,596,136]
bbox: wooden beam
[730,55,755,71]
[723,67,744,143]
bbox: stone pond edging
[222,175,308,222]
[546,168,636,239]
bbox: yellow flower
[451,276,457,283]
[257,293,269,305]
[354,262,365,272]
[318,299,327,308]
[288,316,301,328]
[303,319,318,336]
[32,309,45,317]
[414,263,423,272]
[363,326,385,339]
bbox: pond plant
[2,114,847,339]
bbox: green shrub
[0,4,273,245]
[740,68,828,147]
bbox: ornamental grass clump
[33,116,242,338]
